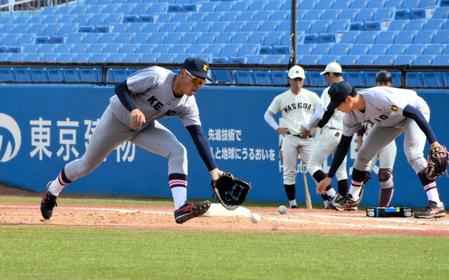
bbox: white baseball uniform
[265,88,320,185]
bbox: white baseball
[278,205,287,214]
[249,213,261,223]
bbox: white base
[204,203,251,217]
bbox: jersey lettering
[373,114,389,123]
[282,102,312,113]
[147,96,164,111]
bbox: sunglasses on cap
[185,69,206,86]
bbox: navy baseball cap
[327,81,356,110]
[182,57,212,81]
[375,70,392,83]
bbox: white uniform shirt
[268,88,320,135]
[109,66,201,128]
[343,86,430,136]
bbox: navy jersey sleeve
[327,135,353,178]
[114,81,137,112]
[403,105,437,144]
[186,125,217,171]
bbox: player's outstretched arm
[186,125,217,174]
[316,135,353,193]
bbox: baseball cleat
[331,194,359,211]
[40,182,58,219]
[325,194,342,210]
[174,200,211,224]
[414,201,445,219]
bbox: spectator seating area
[0,0,448,87]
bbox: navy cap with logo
[182,57,212,81]
[327,81,356,110]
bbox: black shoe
[40,183,58,219]
[174,201,211,224]
[290,205,298,209]
[414,201,445,219]
[331,194,359,211]
[324,194,341,210]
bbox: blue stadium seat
[388,20,409,31]
[423,44,444,55]
[102,44,122,54]
[345,72,367,86]
[328,43,351,55]
[320,10,341,21]
[270,70,288,85]
[349,44,369,55]
[247,32,267,44]
[331,0,351,9]
[431,55,449,66]
[375,31,397,44]
[363,71,377,86]
[308,71,327,86]
[80,68,102,82]
[394,31,417,43]
[432,7,449,18]
[309,20,330,34]
[318,33,336,43]
[432,30,449,44]
[386,44,406,55]
[12,68,32,82]
[412,55,435,66]
[318,55,340,65]
[0,68,14,82]
[234,70,255,84]
[357,55,375,65]
[405,44,425,55]
[422,72,445,87]
[30,68,49,82]
[355,9,374,22]
[253,70,272,85]
[337,31,360,43]
[405,19,425,31]
[413,30,436,44]
[373,55,395,65]
[298,55,318,65]
[211,69,234,84]
[338,55,358,65]
[356,31,378,44]
[420,0,440,8]
[350,0,368,9]
[328,19,350,32]
[373,8,396,20]
[407,72,424,87]
[367,44,388,55]
[47,68,64,82]
[339,8,357,20]
[394,55,415,65]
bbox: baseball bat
[301,160,312,209]
[298,147,312,209]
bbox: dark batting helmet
[375,70,392,83]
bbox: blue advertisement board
[0,84,448,207]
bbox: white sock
[426,188,442,206]
[349,186,362,200]
[326,188,337,199]
[171,187,187,210]
[48,178,65,196]
[289,200,297,207]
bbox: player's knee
[378,168,392,182]
[168,143,187,160]
[378,168,394,189]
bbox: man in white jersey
[300,62,349,209]
[317,81,446,218]
[355,71,397,207]
[264,65,321,208]
[40,57,223,224]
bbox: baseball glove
[211,173,251,210]
[425,145,448,180]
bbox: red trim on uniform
[57,173,69,186]
[169,179,187,188]
[424,182,437,192]
[351,180,364,187]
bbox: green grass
[1,196,449,279]
[0,227,448,280]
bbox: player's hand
[316,177,332,194]
[299,126,311,138]
[130,109,146,129]
[277,127,289,136]
[210,168,223,181]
